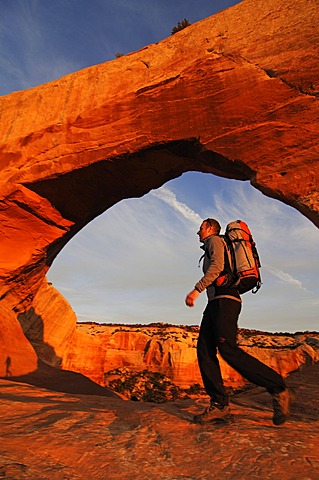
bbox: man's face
[197,221,214,242]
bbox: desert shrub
[142,389,168,403]
[105,368,185,403]
[171,18,191,35]
[108,378,125,393]
[184,383,203,395]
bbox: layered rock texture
[76,323,319,399]
[0,0,318,377]
[1,363,319,479]
[67,323,319,400]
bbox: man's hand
[185,289,200,307]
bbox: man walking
[185,218,292,425]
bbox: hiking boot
[193,403,232,424]
[272,388,292,425]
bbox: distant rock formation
[0,0,318,376]
[74,323,319,398]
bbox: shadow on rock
[232,361,319,422]
[2,360,120,398]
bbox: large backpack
[215,220,262,294]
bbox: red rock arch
[0,0,318,376]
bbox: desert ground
[0,359,318,480]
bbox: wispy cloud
[151,186,202,226]
[264,265,305,290]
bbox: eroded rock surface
[0,0,318,375]
[0,361,318,480]
[76,324,319,396]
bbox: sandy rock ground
[0,363,318,480]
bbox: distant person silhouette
[5,356,12,377]
[185,218,292,425]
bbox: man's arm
[185,236,224,307]
[185,288,200,307]
[195,236,224,292]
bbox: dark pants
[197,298,286,406]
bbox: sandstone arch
[0,0,318,378]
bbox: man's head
[197,218,221,242]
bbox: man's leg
[194,302,232,423]
[215,299,286,392]
[197,301,228,406]
[215,298,292,425]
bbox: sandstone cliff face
[0,0,318,375]
[0,304,37,377]
[74,323,319,396]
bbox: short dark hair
[203,218,221,234]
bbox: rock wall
[0,0,318,376]
[75,323,319,393]
[0,304,38,377]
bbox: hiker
[185,218,292,425]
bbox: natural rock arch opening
[23,139,256,266]
[23,138,317,270]
[2,140,318,336]
[46,167,318,335]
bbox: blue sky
[1,0,318,333]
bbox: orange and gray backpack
[215,220,262,294]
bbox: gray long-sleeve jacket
[195,234,225,301]
[195,234,241,303]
